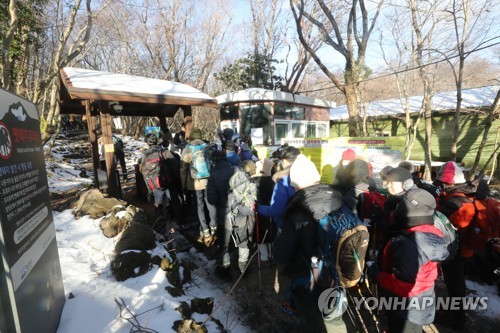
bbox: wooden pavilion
[58,67,217,198]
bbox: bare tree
[0,0,19,90]
[379,4,425,159]
[290,0,384,136]
[41,0,93,144]
[408,0,443,180]
[444,0,496,161]
[469,89,500,179]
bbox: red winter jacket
[436,190,476,257]
[376,224,448,325]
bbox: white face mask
[341,160,350,167]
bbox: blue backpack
[188,143,211,179]
[317,205,369,288]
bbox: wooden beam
[85,100,99,188]
[99,102,121,198]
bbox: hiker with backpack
[180,127,217,245]
[207,157,257,281]
[140,134,182,221]
[378,167,416,244]
[366,187,449,333]
[252,158,275,262]
[274,154,351,333]
[434,161,494,329]
[257,146,300,230]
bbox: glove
[362,218,372,228]
[366,261,379,282]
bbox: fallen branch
[114,297,163,333]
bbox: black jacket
[207,160,234,227]
[274,184,344,279]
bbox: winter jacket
[226,151,240,166]
[274,184,344,280]
[180,139,209,191]
[207,160,235,228]
[253,175,275,243]
[436,184,477,257]
[376,207,448,326]
[257,167,295,230]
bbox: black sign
[0,88,65,333]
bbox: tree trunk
[1,0,19,90]
[344,84,361,137]
[469,89,500,179]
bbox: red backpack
[463,197,500,252]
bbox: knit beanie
[341,149,356,162]
[190,127,202,140]
[290,154,320,189]
[345,159,371,184]
[380,165,393,181]
[436,161,466,184]
[398,161,415,174]
[385,167,412,183]
[394,188,436,227]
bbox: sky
[46,135,500,332]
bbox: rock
[180,262,192,284]
[174,319,207,333]
[115,222,156,253]
[111,251,151,281]
[99,206,130,238]
[190,297,214,315]
[175,301,192,319]
[73,189,126,219]
[160,257,171,271]
[165,286,184,297]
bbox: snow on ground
[53,210,250,333]
[48,135,252,333]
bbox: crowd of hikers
[135,125,500,333]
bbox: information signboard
[0,88,65,333]
[281,137,406,184]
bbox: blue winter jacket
[257,167,295,229]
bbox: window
[292,123,304,138]
[317,123,327,138]
[306,123,316,138]
[240,103,272,144]
[220,105,239,121]
[274,105,305,120]
[275,123,288,143]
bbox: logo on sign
[0,122,12,159]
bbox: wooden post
[159,116,167,133]
[85,100,99,188]
[99,102,120,198]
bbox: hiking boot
[203,235,216,247]
[215,266,232,282]
[281,302,298,316]
[238,261,248,274]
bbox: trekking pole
[347,289,369,333]
[255,210,263,295]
